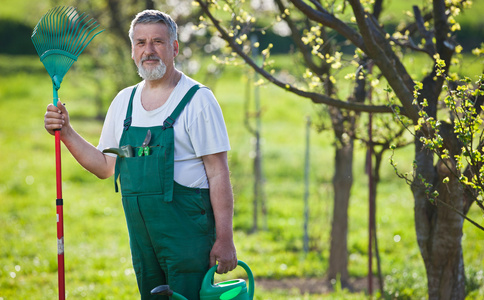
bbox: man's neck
[140,68,182,111]
[144,68,182,91]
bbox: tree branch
[273,0,326,75]
[413,6,436,56]
[288,0,419,121]
[196,0,402,114]
[288,0,367,51]
[347,0,419,123]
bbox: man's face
[131,23,178,80]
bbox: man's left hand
[209,238,237,274]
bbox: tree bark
[327,108,354,288]
[413,66,465,299]
[430,171,466,300]
[413,140,466,299]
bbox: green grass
[1,53,483,299]
[1,0,483,298]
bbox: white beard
[137,56,167,80]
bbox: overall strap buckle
[123,116,132,131]
[162,116,175,129]
[161,84,202,130]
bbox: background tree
[194,0,483,298]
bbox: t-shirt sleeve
[187,89,230,157]
[96,90,128,156]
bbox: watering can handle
[202,260,254,300]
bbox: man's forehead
[132,23,169,38]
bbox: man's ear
[173,40,179,57]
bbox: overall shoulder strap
[123,84,138,131]
[115,84,138,192]
[162,84,201,129]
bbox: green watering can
[151,260,254,300]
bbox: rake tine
[67,15,84,54]
[50,7,62,49]
[59,7,71,50]
[58,7,71,51]
[73,23,102,56]
[69,13,95,55]
[67,10,89,53]
[65,9,82,53]
[48,8,59,50]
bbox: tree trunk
[328,108,354,287]
[326,53,364,287]
[412,138,466,299]
[411,19,465,293]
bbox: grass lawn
[1,53,483,300]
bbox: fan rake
[31,6,103,300]
[32,6,104,101]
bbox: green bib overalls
[114,84,216,300]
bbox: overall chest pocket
[118,146,166,195]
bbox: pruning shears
[138,130,151,156]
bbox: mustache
[141,55,161,63]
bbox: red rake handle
[55,130,65,300]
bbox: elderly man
[44,9,237,299]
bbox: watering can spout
[200,260,254,300]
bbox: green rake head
[31,6,104,105]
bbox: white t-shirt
[97,74,230,188]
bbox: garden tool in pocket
[138,129,152,156]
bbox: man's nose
[145,41,155,54]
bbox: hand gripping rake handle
[31,6,103,300]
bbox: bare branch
[347,0,419,123]
[413,6,436,56]
[433,0,450,52]
[288,0,366,51]
[372,0,383,19]
[273,0,324,75]
[433,0,457,63]
[388,37,431,54]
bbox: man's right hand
[43,100,116,179]
[44,101,70,136]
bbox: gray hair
[129,10,178,44]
